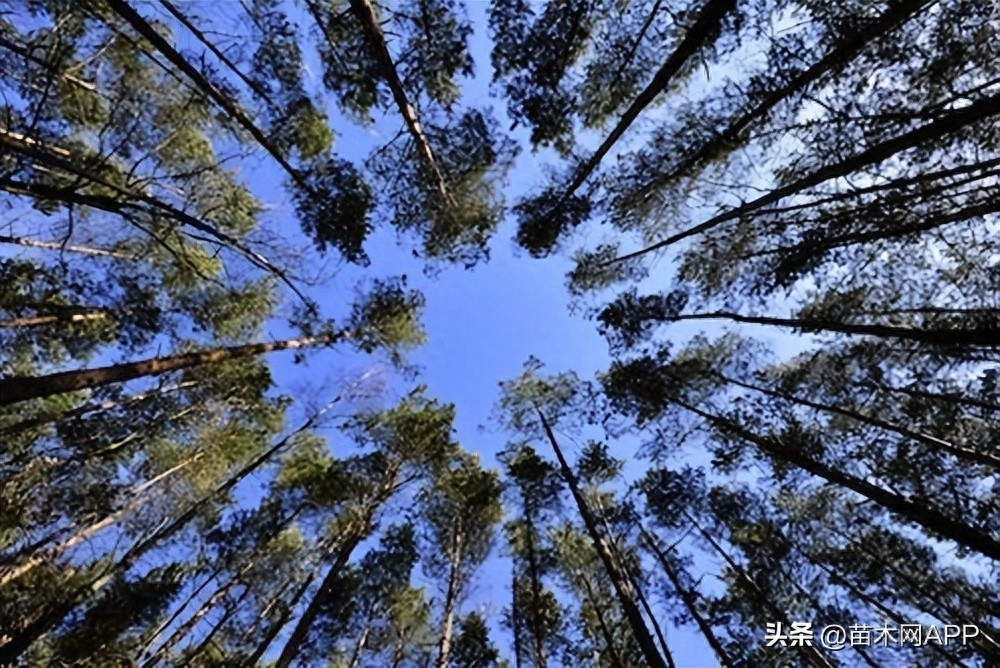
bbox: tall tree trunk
[348,608,375,668]
[682,510,836,668]
[716,372,1000,469]
[0,401,337,663]
[634,0,934,199]
[570,565,625,668]
[0,455,195,587]
[435,521,464,668]
[638,525,735,668]
[0,311,111,329]
[510,567,525,668]
[610,90,1000,264]
[105,0,309,193]
[0,234,133,259]
[347,0,454,206]
[272,531,366,668]
[0,332,343,406]
[678,399,1000,561]
[273,471,399,668]
[535,408,670,668]
[0,380,198,440]
[668,311,1000,347]
[558,0,735,203]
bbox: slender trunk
[105,0,308,193]
[435,522,463,668]
[242,547,332,665]
[348,609,375,668]
[521,500,547,668]
[0,234,133,259]
[536,408,669,668]
[639,526,734,668]
[632,568,675,668]
[181,583,256,663]
[273,471,399,668]
[273,532,366,667]
[611,90,1000,264]
[510,567,525,668]
[717,372,1000,469]
[668,311,1000,347]
[0,456,195,587]
[682,511,836,668]
[0,381,197,440]
[146,570,242,666]
[0,402,337,663]
[0,311,111,329]
[559,0,735,203]
[344,0,453,205]
[0,332,343,406]
[571,565,625,668]
[158,0,279,111]
[636,0,934,198]
[677,399,1000,561]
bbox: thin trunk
[0,332,343,406]
[667,311,1000,347]
[105,0,309,193]
[0,134,304,303]
[272,532,366,667]
[510,567,525,668]
[272,472,399,668]
[0,401,337,663]
[717,372,1000,469]
[610,90,1000,264]
[0,456,195,587]
[0,311,111,329]
[521,500,548,668]
[146,571,243,666]
[571,565,625,668]
[0,234,133,259]
[677,399,1000,561]
[158,0,279,111]
[635,0,934,199]
[181,583,256,663]
[631,567,675,668]
[435,522,463,668]
[343,0,453,205]
[242,546,332,665]
[682,510,836,668]
[559,0,735,204]
[348,609,375,668]
[0,380,199,441]
[638,526,734,668]
[536,408,669,668]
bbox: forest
[0,0,998,665]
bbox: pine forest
[0,0,998,665]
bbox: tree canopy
[1,0,997,665]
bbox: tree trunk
[639,526,734,668]
[0,333,343,406]
[345,0,455,206]
[0,456,195,587]
[669,311,1000,347]
[435,522,463,668]
[571,565,625,668]
[559,0,735,203]
[636,0,934,198]
[611,90,1000,264]
[536,408,669,668]
[0,234,133,259]
[679,399,1000,561]
[717,372,1000,469]
[0,311,111,329]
